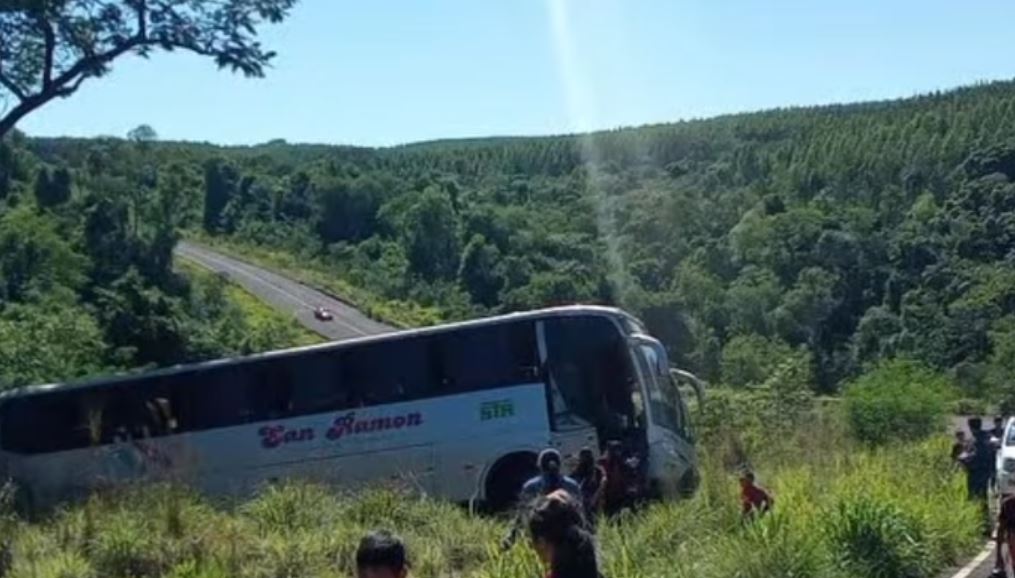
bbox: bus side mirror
[671,368,705,408]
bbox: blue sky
[18,0,1015,147]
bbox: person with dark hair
[503,448,582,551]
[598,441,634,517]
[520,448,582,503]
[528,491,604,578]
[951,430,968,467]
[739,471,773,520]
[356,530,409,578]
[569,447,606,524]
[963,417,995,536]
[991,417,1006,493]
[991,493,1015,578]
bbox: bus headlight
[1003,458,1015,473]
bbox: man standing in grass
[356,530,410,578]
[991,493,1015,578]
[962,417,995,536]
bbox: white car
[996,418,1015,495]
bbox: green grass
[188,232,443,329]
[0,409,981,578]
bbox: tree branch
[55,73,89,98]
[40,16,56,89]
[0,72,27,102]
[137,0,147,40]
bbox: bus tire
[678,468,700,498]
[483,452,538,513]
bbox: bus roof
[0,305,639,401]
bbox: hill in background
[4,79,1015,396]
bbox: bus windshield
[638,345,686,437]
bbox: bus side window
[288,351,348,415]
[182,365,256,430]
[1,394,90,453]
[437,322,538,395]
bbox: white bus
[0,306,703,511]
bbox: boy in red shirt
[740,471,773,519]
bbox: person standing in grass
[991,493,1015,578]
[521,448,583,503]
[952,430,969,466]
[963,417,995,536]
[599,441,634,517]
[739,471,773,520]
[528,490,604,578]
[356,530,410,578]
[504,448,583,550]
[569,448,606,525]
[991,417,1006,494]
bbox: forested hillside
[5,80,1015,396]
[0,134,314,389]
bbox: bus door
[539,316,645,469]
[630,335,697,496]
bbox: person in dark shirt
[739,471,773,519]
[569,447,606,525]
[964,417,995,536]
[598,440,633,517]
[991,494,1015,577]
[520,449,582,503]
[528,490,603,578]
[503,448,582,551]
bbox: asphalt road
[175,241,394,341]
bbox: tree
[0,0,297,138]
[0,206,86,301]
[459,234,502,307]
[127,124,158,144]
[203,158,239,233]
[402,186,461,281]
[0,301,109,389]
[33,165,72,207]
[720,333,797,388]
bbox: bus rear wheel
[483,452,538,513]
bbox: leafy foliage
[0,0,297,138]
[0,135,319,390]
[843,360,954,445]
[9,80,1015,397]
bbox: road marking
[176,246,369,337]
[950,544,995,578]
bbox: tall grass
[1,412,979,578]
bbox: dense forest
[0,133,312,388]
[4,80,1015,397]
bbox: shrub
[720,334,798,388]
[826,495,931,578]
[843,360,954,445]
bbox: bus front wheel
[483,452,538,513]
